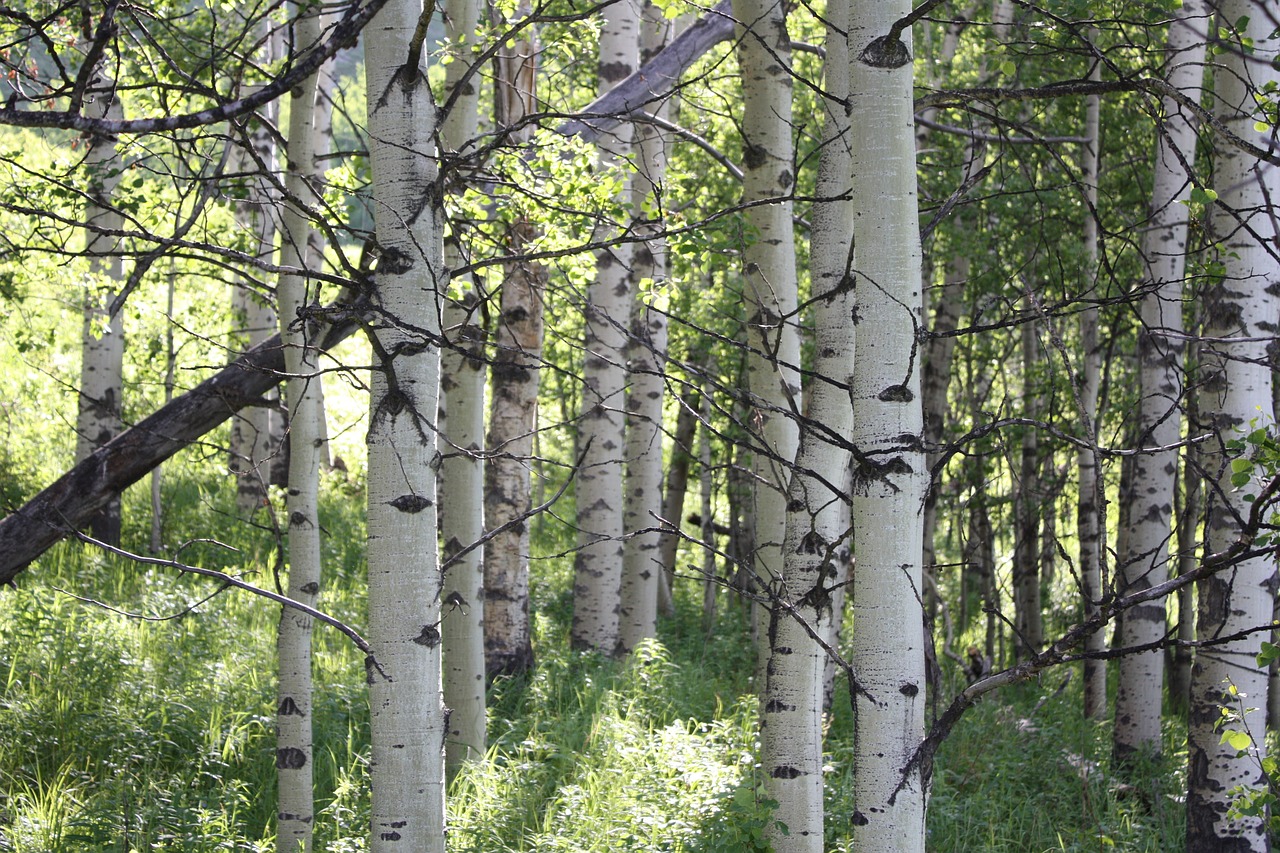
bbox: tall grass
[0,463,1191,851]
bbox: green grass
[0,464,1192,851]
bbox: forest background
[1,0,1279,850]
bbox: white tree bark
[733,0,801,681]
[76,66,125,545]
[484,10,544,679]
[363,0,447,847]
[1113,0,1206,758]
[1186,4,1278,849]
[760,0,848,841]
[439,0,486,776]
[847,2,927,849]
[229,25,282,515]
[1076,54,1107,719]
[573,0,640,653]
[619,3,673,654]
[275,6,325,849]
[1014,315,1043,660]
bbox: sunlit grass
[0,463,1190,851]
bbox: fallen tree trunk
[0,307,362,586]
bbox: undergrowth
[0,465,1191,851]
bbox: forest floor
[0,470,1193,851]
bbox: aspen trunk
[1013,316,1042,659]
[1077,61,1106,721]
[484,12,545,679]
[274,5,325,847]
[363,0,447,847]
[619,1,673,653]
[439,0,486,775]
[733,0,801,681]
[658,390,699,615]
[1186,4,1278,847]
[75,62,125,546]
[572,0,640,653]
[760,0,848,836]
[847,2,927,848]
[1113,0,1205,757]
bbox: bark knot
[859,36,912,69]
[413,623,442,647]
[389,494,433,513]
[276,747,308,769]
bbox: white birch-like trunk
[916,17,969,630]
[573,0,640,652]
[619,3,673,654]
[275,5,325,848]
[699,386,718,634]
[363,1,447,847]
[484,11,544,679]
[1014,316,1043,659]
[1186,4,1278,849]
[149,265,177,553]
[733,0,801,681]
[229,23,283,514]
[1113,0,1205,757]
[658,391,699,615]
[1077,67,1106,721]
[760,0,848,841]
[439,0,485,774]
[76,68,125,545]
[847,3,927,849]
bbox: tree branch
[0,297,366,585]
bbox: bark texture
[760,0,849,841]
[619,2,673,655]
[1113,0,1205,758]
[75,65,125,545]
[363,0,447,847]
[484,12,545,679]
[1186,4,1278,848]
[734,0,801,682]
[439,0,486,775]
[847,2,927,849]
[275,5,325,848]
[573,0,640,653]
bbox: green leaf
[1232,471,1253,488]
[1190,186,1219,205]
[1000,59,1016,77]
[1222,729,1253,752]
[1259,642,1280,667]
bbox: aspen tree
[75,51,125,545]
[848,0,927,848]
[759,0,848,841]
[733,0,801,676]
[573,0,640,653]
[1185,3,1279,848]
[485,6,545,678]
[619,2,673,654]
[275,3,325,848]
[439,0,486,773]
[1077,58,1106,720]
[363,0,447,846]
[1113,0,1206,758]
